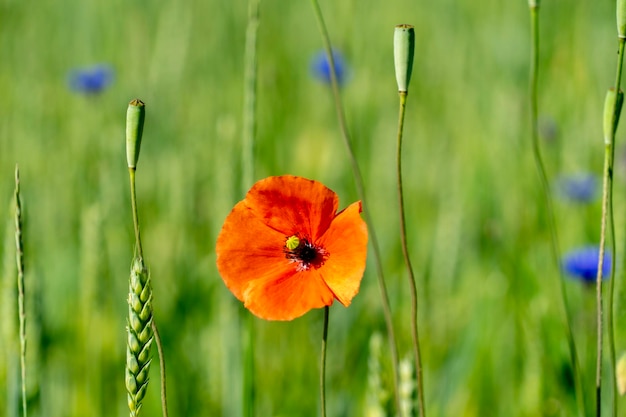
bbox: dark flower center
[284,235,327,271]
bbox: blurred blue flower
[562,246,611,283]
[311,49,348,86]
[68,64,114,94]
[555,173,599,203]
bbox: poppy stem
[596,140,613,417]
[396,91,425,417]
[242,1,260,415]
[128,168,143,260]
[527,4,585,415]
[597,31,625,417]
[320,306,329,417]
[308,0,402,412]
[242,0,259,194]
[151,320,169,417]
[14,165,28,417]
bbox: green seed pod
[140,285,151,303]
[130,313,143,333]
[127,394,138,413]
[126,99,146,169]
[286,236,300,250]
[128,329,141,352]
[619,0,626,38]
[603,88,624,144]
[138,343,153,363]
[136,361,151,384]
[394,24,415,93]
[138,325,152,344]
[126,370,138,393]
[135,383,148,403]
[127,354,140,374]
[528,0,539,7]
[139,303,151,322]
[130,293,142,313]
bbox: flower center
[284,235,328,271]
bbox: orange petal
[216,200,292,301]
[317,201,368,306]
[244,176,339,240]
[242,269,335,320]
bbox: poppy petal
[318,201,367,306]
[244,176,339,240]
[215,175,368,321]
[216,200,292,301]
[243,269,335,320]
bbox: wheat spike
[125,257,153,416]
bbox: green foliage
[0,0,622,416]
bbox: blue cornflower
[555,173,599,203]
[311,49,348,86]
[562,246,611,283]
[68,64,114,94]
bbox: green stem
[396,91,425,417]
[151,320,169,417]
[128,167,143,260]
[320,306,329,417]
[14,165,27,417]
[528,5,585,415]
[307,0,401,411]
[242,2,260,415]
[242,312,255,417]
[603,35,625,417]
[597,144,611,417]
[242,0,259,193]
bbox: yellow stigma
[285,235,300,250]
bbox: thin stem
[151,320,169,417]
[603,35,626,417]
[597,145,611,417]
[128,167,143,260]
[242,2,260,415]
[528,5,585,415]
[308,0,401,411]
[242,312,255,417]
[242,0,259,193]
[396,91,425,417]
[320,306,329,417]
[609,196,617,417]
[14,165,27,417]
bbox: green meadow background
[0,0,624,415]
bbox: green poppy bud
[126,99,146,169]
[394,24,415,93]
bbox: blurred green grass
[0,0,624,415]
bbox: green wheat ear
[125,257,153,417]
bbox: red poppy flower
[216,175,368,321]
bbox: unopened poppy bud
[126,99,145,169]
[528,0,539,7]
[394,24,415,93]
[603,88,624,144]
[619,0,626,38]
